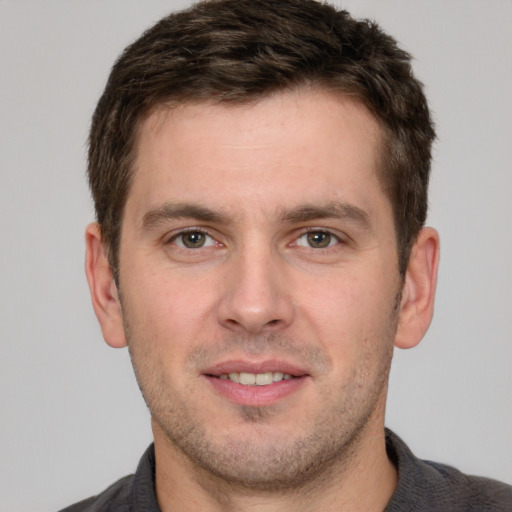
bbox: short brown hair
[88,0,435,278]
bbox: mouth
[203,361,309,406]
[218,371,295,386]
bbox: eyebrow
[279,202,372,231]
[141,200,372,232]
[141,202,231,230]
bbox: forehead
[139,89,382,158]
[128,89,387,221]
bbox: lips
[203,359,310,406]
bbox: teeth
[255,372,273,385]
[239,372,256,385]
[219,372,294,386]
[273,372,284,382]
[228,372,240,383]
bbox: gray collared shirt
[59,429,512,511]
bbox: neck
[153,401,397,512]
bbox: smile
[219,372,294,386]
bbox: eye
[172,230,216,249]
[296,230,339,249]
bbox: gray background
[1,1,511,510]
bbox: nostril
[216,284,295,333]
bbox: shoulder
[386,429,512,512]
[58,474,134,512]
[417,460,512,511]
[58,444,159,512]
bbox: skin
[86,89,439,511]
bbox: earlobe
[394,227,440,349]
[85,223,127,348]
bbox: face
[117,90,404,489]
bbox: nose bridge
[217,235,293,333]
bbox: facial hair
[124,309,399,493]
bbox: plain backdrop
[1,1,511,510]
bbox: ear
[394,227,440,349]
[85,223,127,348]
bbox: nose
[216,243,295,334]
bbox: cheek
[296,272,398,360]
[122,268,220,352]
[127,259,198,312]
[298,272,382,329]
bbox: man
[62,0,512,510]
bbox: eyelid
[294,227,347,248]
[163,226,348,248]
[302,226,345,238]
[166,227,217,248]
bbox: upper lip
[203,359,310,377]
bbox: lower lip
[204,375,308,407]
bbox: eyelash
[167,228,217,249]
[166,227,344,251]
[294,229,344,249]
